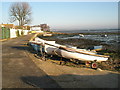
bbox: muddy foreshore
[36,32,120,72]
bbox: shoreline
[52,31,120,35]
[52,29,120,34]
[35,31,120,72]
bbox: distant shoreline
[37,32,120,72]
[52,29,119,35]
[51,31,120,35]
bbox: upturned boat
[30,37,109,62]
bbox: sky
[0,0,118,30]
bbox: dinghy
[30,37,109,62]
[43,33,52,36]
[79,34,84,37]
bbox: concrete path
[2,34,119,88]
[2,34,60,88]
[26,43,120,88]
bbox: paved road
[2,34,60,88]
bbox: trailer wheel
[91,61,98,69]
[85,61,91,67]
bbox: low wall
[10,29,30,38]
[10,29,17,38]
[23,30,29,35]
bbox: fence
[2,27,10,39]
[1,27,30,39]
[10,29,17,38]
[10,29,30,38]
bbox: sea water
[32,29,119,51]
[53,29,119,33]
[54,29,119,45]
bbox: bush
[16,30,20,37]
[21,30,24,36]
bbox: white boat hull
[44,44,108,62]
[30,37,109,62]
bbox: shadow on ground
[11,44,37,54]
[11,45,79,66]
[10,42,120,88]
[21,75,61,88]
[21,73,119,88]
[11,44,69,62]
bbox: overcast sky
[0,0,118,30]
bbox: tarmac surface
[2,34,61,88]
[28,52,120,88]
[1,33,120,89]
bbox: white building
[30,25,43,33]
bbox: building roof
[31,25,41,27]
[0,24,14,28]
[15,25,30,30]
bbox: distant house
[40,24,50,32]
[0,24,30,30]
[15,26,30,30]
[30,25,41,31]
[30,24,50,33]
[30,25,43,33]
[0,24,15,29]
[15,26,23,29]
[23,26,30,30]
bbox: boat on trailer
[30,37,109,63]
